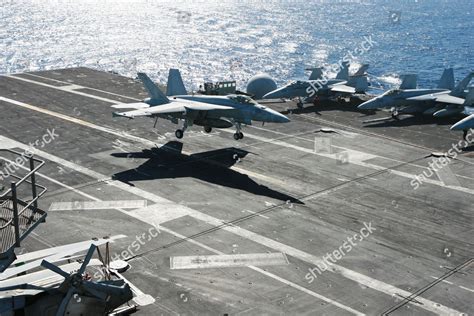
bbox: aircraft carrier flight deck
[0,68,472,315]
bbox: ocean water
[1,0,472,91]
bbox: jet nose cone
[451,114,474,130]
[267,108,290,123]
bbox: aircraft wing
[113,101,234,118]
[111,102,151,110]
[330,84,356,94]
[406,93,465,105]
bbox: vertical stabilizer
[352,64,369,77]
[137,73,170,105]
[307,67,323,80]
[166,69,188,96]
[399,74,417,89]
[437,68,455,90]
[452,72,474,96]
[335,61,350,80]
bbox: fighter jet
[262,62,369,108]
[450,87,474,140]
[112,69,290,140]
[358,69,473,120]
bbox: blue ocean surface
[1,0,472,90]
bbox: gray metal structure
[0,149,47,272]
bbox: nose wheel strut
[234,123,244,140]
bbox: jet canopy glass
[228,95,258,105]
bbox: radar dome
[246,74,277,99]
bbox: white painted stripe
[170,253,289,270]
[459,286,474,293]
[251,266,365,316]
[0,135,462,315]
[245,209,269,219]
[48,200,147,211]
[430,275,453,285]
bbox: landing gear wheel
[238,132,244,139]
[175,129,184,139]
[204,126,212,133]
[233,132,244,140]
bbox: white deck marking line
[0,138,363,315]
[9,74,473,188]
[245,209,269,219]
[459,286,474,293]
[48,200,147,211]
[430,276,474,294]
[430,276,453,285]
[0,135,462,315]
[170,253,289,270]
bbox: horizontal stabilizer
[111,102,151,110]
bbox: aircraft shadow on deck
[111,141,303,204]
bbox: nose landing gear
[233,122,244,140]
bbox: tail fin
[437,68,454,90]
[166,69,188,96]
[137,73,170,105]
[399,74,417,89]
[307,67,323,80]
[347,76,369,93]
[452,71,474,96]
[352,64,369,77]
[335,61,349,80]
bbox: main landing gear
[204,126,212,133]
[233,122,244,140]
